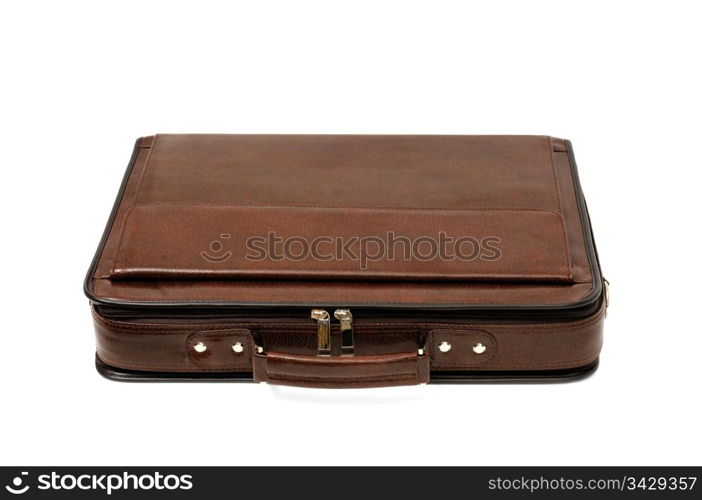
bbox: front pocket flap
[110,205,572,282]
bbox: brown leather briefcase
[85,135,606,387]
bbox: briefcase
[85,135,606,387]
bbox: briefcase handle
[252,348,430,388]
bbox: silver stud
[193,342,207,353]
[438,341,452,353]
[255,346,264,354]
[418,348,424,356]
[473,342,487,354]
[232,342,244,353]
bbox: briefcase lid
[86,135,602,310]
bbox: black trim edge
[95,353,598,384]
[83,138,143,301]
[563,139,604,308]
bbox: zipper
[94,296,603,324]
[96,301,603,360]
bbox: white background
[1,0,700,466]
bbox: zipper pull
[603,277,609,317]
[334,309,354,355]
[311,309,331,355]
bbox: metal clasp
[334,309,354,355]
[311,309,331,355]
[603,277,609,317]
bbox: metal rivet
[232,342,244,353]
[473,342,487,354]
[255,346,264,354]
[418,348,424,356]
[438,341,452,353]
[193,342,207,353]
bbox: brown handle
[253,350,430,388]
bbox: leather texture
[110,205,572,282]
[92,301,604,374]
[253,351,430,388]
[86,134,606,387]
[87,135,598,308]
